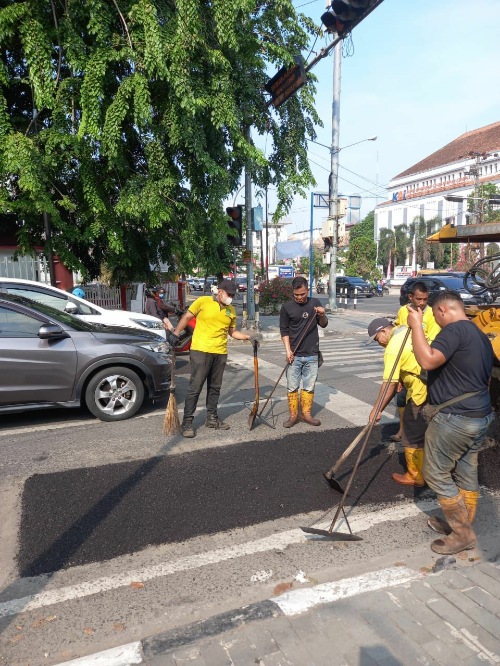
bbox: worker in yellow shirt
[389,281,440,442]
[168,279,261,438]
[368,318,428,486]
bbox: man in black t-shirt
[407,290,493,556]
[279,276,328,427]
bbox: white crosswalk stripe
[262,338,384,379]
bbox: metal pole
[328,40,341,313]
[309,191,314,297]
[245,126,255,321]
[265,185,269,283]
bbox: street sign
[313,193,329,208]
[278,266,294,279]
[265,56,306,109]
[242,250,251,264]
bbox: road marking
[356,371,384,378]
[229,350,393,425]
[54,642,143,665]
[0,498,439,619]
[272,566,419,616]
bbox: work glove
[165,330,179,347]
[248,331,263,348]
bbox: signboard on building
[393,265,414,284]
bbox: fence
[0,255,50,282]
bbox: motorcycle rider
[144,288,174,332]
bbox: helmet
[72,287,85,299]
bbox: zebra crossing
[262,337,384,381]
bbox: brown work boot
[181,418,196,438]
[431,494,476,554]
[428,488,479,535]
[300,390,321,426]
[392,447,425,486]
[283,390,299,428]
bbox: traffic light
[321,0,383,38]
[225,205,243,246]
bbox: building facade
[375,121,500,246]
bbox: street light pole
[328,40,341,313]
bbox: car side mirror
[65,302,79,314]
[38,324,69,340]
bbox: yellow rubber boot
[283,390,299,428]
[300,391,321,426]
[392,447,425,486]
[428,488,479,535]
[431,494,476,554]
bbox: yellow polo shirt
[383,325,427,406]
[189,296,237,354]
[394,305,441,342]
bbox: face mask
[159,293,165,299]
[222,296,233,306]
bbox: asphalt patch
[18,427,499,577]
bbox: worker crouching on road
[367,318,428,486]
[167,279,261,438]
[407,290,493,555]
[280,276,328,427]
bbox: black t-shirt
[428,320,493,417]
[279,297,322,356]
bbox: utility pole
[244,125,255,322]
[327,40,341,312]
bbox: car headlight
[136,341,170,354]
[460,293,473,300]
[130,318,164,329]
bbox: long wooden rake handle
[327,326,412,532]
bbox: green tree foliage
[344,236,376,280]
[0,1,321,282]
[349,210,374,243]
[297,245,328,282]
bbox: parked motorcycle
[316,282,325,294]
[171,306,196,353]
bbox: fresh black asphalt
[18,426,500,578]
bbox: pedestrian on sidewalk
[167,279,261,438]
[407,290,493,555]
[280,276,328,428]
[367,317,428,486]
[390,281,441,442]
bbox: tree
[349,210,374,243]
[344,236,377,280]
[299,245,329,283]
[0,1,321,282]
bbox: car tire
[85,366,145,422]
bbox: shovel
[248,340,260,430]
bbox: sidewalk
[58,556,500,665]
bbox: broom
[163,347,181,435]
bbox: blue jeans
[286,355,318,393]
[423,411,493,498]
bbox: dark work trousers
[183,350,227,421]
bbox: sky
[258,0,500,238]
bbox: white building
[375,121,500,241]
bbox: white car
[0,278,166,338]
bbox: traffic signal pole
[245,125,255,322]
[328,40,341,313]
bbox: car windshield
[436,277,465,290]
[0,293,106,331]
[347,277,367,284]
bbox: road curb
[54,567,421,665]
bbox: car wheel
[85,366,145,421]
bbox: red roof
[394,121,500,179]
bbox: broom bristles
[163,389,181,435]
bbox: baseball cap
[217,279,237,296]
[367,317,392,344]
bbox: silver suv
[0,294,171,421]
